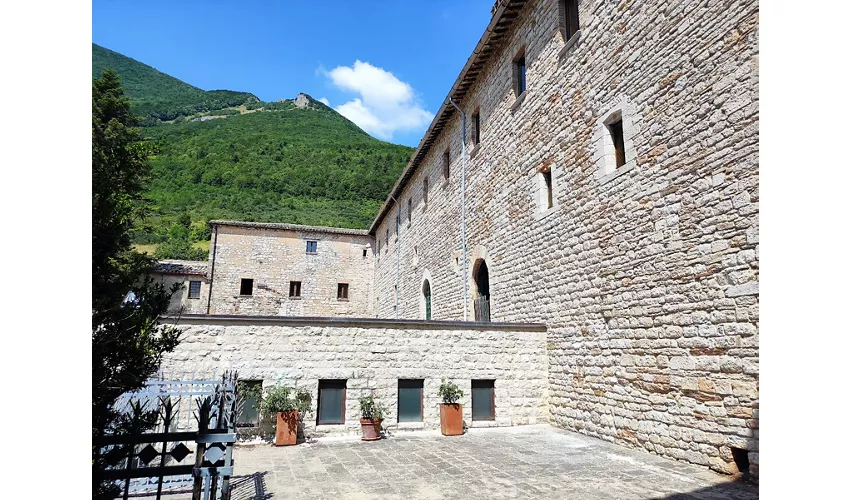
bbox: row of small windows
[238,278,349,300]
[237,379,497,427]
[379,1,591,248]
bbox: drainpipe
[206,224,218,314]
[389,194,401,318]
[448,97,468,321]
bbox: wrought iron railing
[94,371,241,500]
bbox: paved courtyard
[215,425,757,500]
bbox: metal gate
[94,370,241,500]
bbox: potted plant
[358,395,386,441]
[438,378,464,436]
[261,386,312,446]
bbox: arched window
[422,279,432,320]
[473,259,490,322]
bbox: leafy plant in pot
[261,386,312,446]
[358,395,387,441]
[438,378,464,436]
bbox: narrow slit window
[543,168,553,209]
[560,0,580,40]
[423,178,429,206]
[317,380,346,425]
[472,380,495,421]
[289,281,301,298]
[608,118,626,168]
[239,278,253,296]
[337,283,349,300]
[306,240,318,254]
[472,111,481,146]
[515,55,527,96]
[363,248,368,258]
[442,150,450,180]
[407,198,412,223]
[398,379,424,422]
[188,280,201,299]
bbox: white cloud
[324,60,433,141]
[318,97,330,106]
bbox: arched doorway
[422,279,432,320]
[473,259,490,322]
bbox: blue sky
[93,0,495,147]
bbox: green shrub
[438,378,463,404]
[359,395,386,420]
[260,386,311,416]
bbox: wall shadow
[651,477,758,500]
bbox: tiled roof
[210,220,370,236]
[153,260,209,275]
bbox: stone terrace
[143,426,759,499]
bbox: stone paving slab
[142,425,758,499]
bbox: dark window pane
[317,380,346,424]
[188,280,201,299]
[237,381,261,427]
[240,278,253,296]
[609,119,625,168]
[472,380,495,420]
[306,241,318,253]
[398,380,423,422]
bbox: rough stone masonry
[371,0,759,479]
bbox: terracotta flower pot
[360,418,383,441]
[439,403,463,436]
[275,410,299,446]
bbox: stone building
[151,260,209,315]
[204,221,374,317]
[159,0,759,481]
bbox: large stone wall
[207,223,375,317]
[162,316,548,436]
[151,260,210,314]
[373,0,758,478]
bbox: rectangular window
[471,380,495,421]
[317,379,346,425]
[407,198,412,223]
[237,380,262,427]
[239,278,253,296]
[543,168,553,209]
[442,150,450,180]
[560,0,580,40]
[188,280,201,299]
[363,248,368,258]
[337,283,349,300]
[515,55,526,96]
[306,240,318,254]
[423,178,429,206]
[398,379,424,422]
[472,110,481,146]
[608,118,626,168]
[289,281,301,298]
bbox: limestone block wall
[373,0,758,478]
[207,223,374,317]
[151,272,209,315]
[161,315,548,436]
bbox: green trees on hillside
[92,69,181,499]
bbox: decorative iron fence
[474,296,491,322]
[94,370,241,500]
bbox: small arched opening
[422,279,432,320]
[472,259,490,322]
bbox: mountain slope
[92,44,413,256]
[92,43,258,122]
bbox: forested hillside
[93,44,413,260]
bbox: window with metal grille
[398,379,424,422]
[337,283,349,300]
[442,150,450,180]
[188,280,201,299]
[472,380,495,420]
[608,118,626,168]
[514,54,526,96]
[559,0,580,41]
[289,281,301,298]
[317,380,346,425]
[237,380,262,427]
[239,278,253,296]
[306,240,318,254]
